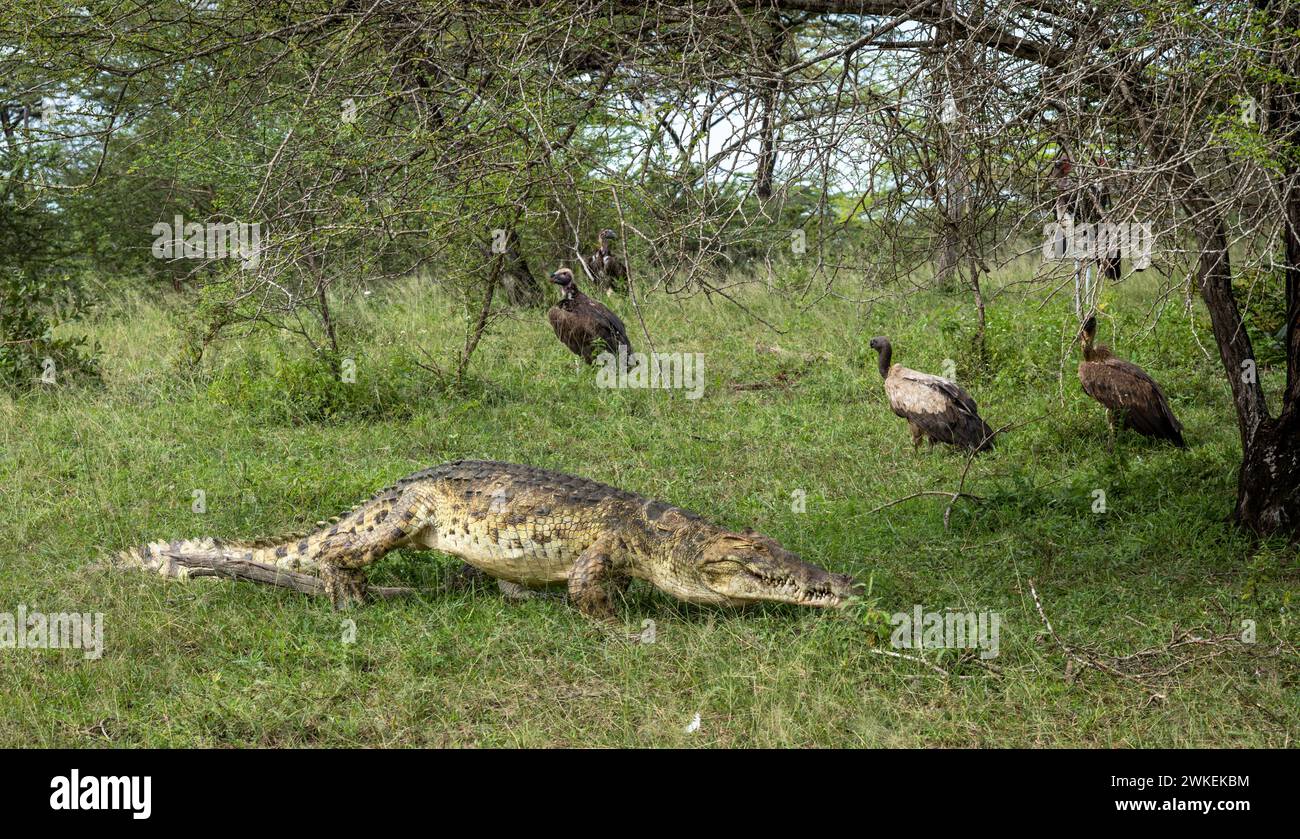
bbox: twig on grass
[866,491,985,516]
[869,647,951,678]
[868,415,1046,530]
[1027,577,1245,691]
[941,414,1047,529]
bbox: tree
[4,0,1297,534]
[764,0,1300,536]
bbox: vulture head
[694,531,861,609]
[867,335,893,378]
[1078,314,1099,351]
[600,228,617,242]
[1077,314,1111,361]
[550,267,577,296]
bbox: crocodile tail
[115,492,381,580]
[117,530,328,579]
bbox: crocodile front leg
[567,536,630,620]
[318,485,438,610]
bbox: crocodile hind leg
[567,536,629,620]
[443,562,488,592]
[321,565,369,611]
[317,485,438,610]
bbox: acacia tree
[715,0,1297,536]
[6,0,1298,534]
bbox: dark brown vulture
[587,228,626,293]
[1077,315,1185,446]
[547,267,634,366]
[868,337,996,452]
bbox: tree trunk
[968,257,987,366]
[456,254,500,382]
[1235,416,1300,535]
[934,227,959,291]
[498,231,543,307]
[1194,212,1300,537]
[754,21,785,201]
[1239,66,1300,535]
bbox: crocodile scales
[120,460,860,618]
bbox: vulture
[868,337,996,453]
[1077,315,1185,446]
[547,267,634,366]
[587,228,626,293]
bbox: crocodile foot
[443,563,489,593]
[497,580,562,602]
[322,564,369,610]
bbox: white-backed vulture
[1077,315,1185,447]
[868,336,996,453]
[547,267,633,366]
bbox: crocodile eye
[704,554,746,571]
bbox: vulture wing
[885,367,996,451]
[548,302,596,362]
[1079,358,1185,445]
[579,296,633,358]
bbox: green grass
[1,267,1296,747]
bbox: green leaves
[0,267,100,393]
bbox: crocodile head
[693,531,860,608]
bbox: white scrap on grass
[685,712,701,734]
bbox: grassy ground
[1,264,1296,747]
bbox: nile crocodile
[120,460,860,618]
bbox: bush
[0,268,100,392]
[206,346,429,425]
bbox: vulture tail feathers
[1120,401,1185,447]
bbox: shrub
[0,268,100,392]
[206,346,428,425]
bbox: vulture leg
[909,422,924,452]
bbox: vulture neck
[875,343,892,379]
[1082,339,1113,363]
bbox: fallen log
[147,549,415,600]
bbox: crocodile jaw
[704,566,858,608]
[692,534,860,608]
